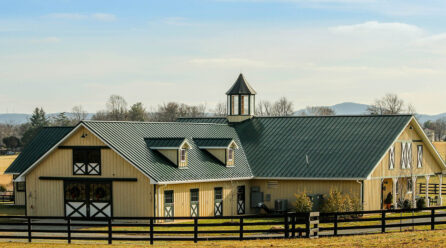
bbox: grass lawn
[1,229,446,247]
[0,204,25,216]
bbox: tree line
[2,92,441,150]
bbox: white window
[417,145,423,168]
[250,95,255,115]
[232,95,239,115]
[227,95,231,115]
[401,142,406,169]
[228,148,234,161]
[389,145,395,169]
[241,95,249,115]
[407,179,413,193]
[180,149,186,162]
[407,142,412,169]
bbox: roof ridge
[252,114,413,118]
[81,120,229,126]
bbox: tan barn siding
[363,179,381,210]
[371,121,443,179]
[14,190,25,206]
[251,180,361,211]
[157,180,250,217]
[25,128,153,217]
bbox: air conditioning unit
[274,199,288,212]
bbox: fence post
[284,212,289,238]
[239,217,244,241]
[108,218,112,244]
[431,209,435,230]
[381,211,386,233]
[291,213,296,238]
[67,218,71,244]
[149,218,154,245]
[194,217,198,243]
[305,213,310,238]
[27,217,31,243]
[334,213,338,236]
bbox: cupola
[226,73,256,122]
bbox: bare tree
[367,94,415,115]
[425,118,446,141]
[256,100,274,116]
[298,106,336,116]
[272,97,294,116]
[71,105,88,123]
[106,95,128,121]
[212,102,227,117]
[154,102,206,122]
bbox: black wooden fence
[419,183,446,195]
[0,191,14,203]
[0,207,445,244]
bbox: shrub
[384,193,393,205]
[416,198,426,209]
[321,189,361,213]
[397,199,412,210]
[294,192,313,213]
[0,185,6,192]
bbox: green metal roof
[5,127,74,174]
[194,138,234,148]
[145,138,186,149]
[234,115,412,179]
[177,117,228,124]
[82,121,252,182]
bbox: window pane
[232,95,239,115]
[64,183,86,201]
[165,190,174,204]
[228,149,234,161]
[215,187,223,200]
[250,95,255,115]
[90,183,111,202]
[242,95,249,115]
[180,149,186,162]
[191,189,199,202]
[227,95,231,115]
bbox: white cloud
[91,13,116,22]
[189,58,272,67]
[330,21,422,35]
[45,13,116,22]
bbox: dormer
[145,138,192,168]
[194,138,239,167]
[226,73,256,123]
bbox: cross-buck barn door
[214,187,223,217]
[190,189,199,217]
[237,186,245,215]
[164,190,174,221]
[64,181,112,218]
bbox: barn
[6,74,446,218]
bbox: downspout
[356,180,364,210]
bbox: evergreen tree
[21,108,49,146]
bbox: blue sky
[1,0,446,114]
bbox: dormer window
[180,148,187,163]
[228,148,234,161]
[194,138,239,167]
[146,138,191,168]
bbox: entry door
[164,190,174,219]
[237,186,245,215]
[214,187,223,217]
[190,189,199,217]
[64,182,112,218]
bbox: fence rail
[0,192,14,202]
[0,206,445,244]
[419,183,446,195]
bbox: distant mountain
[295,102,446,123]
[0,113,93,125]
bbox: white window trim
[228,148,234,161]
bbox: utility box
[274,199,288,212]
[250,186,264,208]
[308,194,324,211]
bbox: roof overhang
[197,140,239,150]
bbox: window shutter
[407,143,412,168]
[417,145,423,168]
[401,142,406,169]
[389,145,395,169]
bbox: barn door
[164,190,174,221]
[190,189,199,217]
[214,187,223,217]
[237,186,245,215]
[64,181,112,218]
